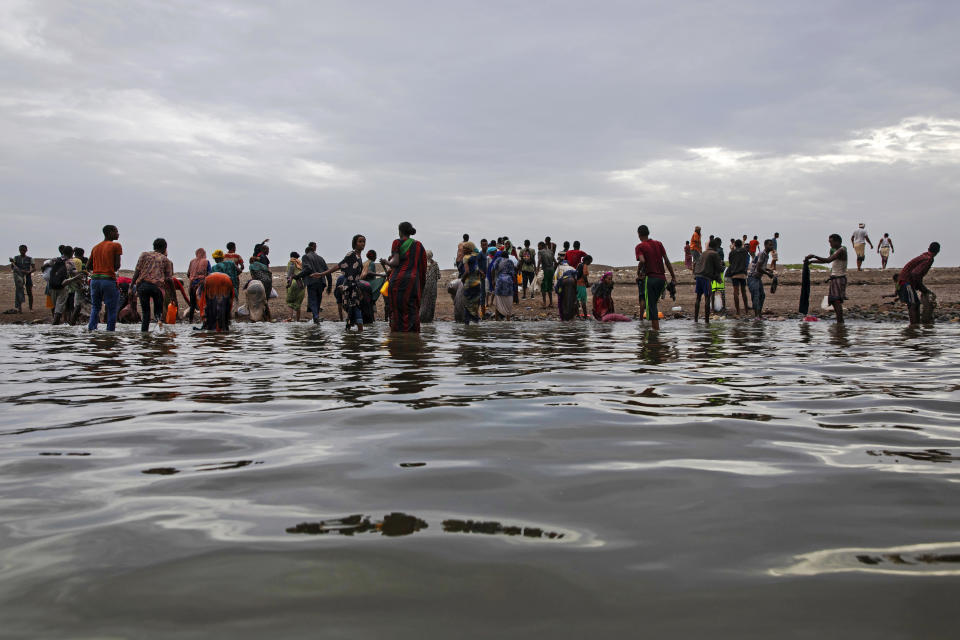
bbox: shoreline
[3,264,959,326]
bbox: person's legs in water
[138,282,163,332]
[644,277,665,330]
[747,277,765,318]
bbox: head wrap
[212,249,225,259]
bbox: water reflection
[285,513,566,540]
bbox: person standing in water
[635,225,676,331]
[383,222,427,332]
[301,242,333,324]
[877,233,894,269]
[851,223,873,271]
[726,238,750,316]
[898,242,940,325]
[690,226,703,265]
[747,239,776,319]
[805,234,848,324]
[88,225,122,331]
[693,238,723,324]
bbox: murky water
[2,320,959,638]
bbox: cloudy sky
[2,0,958,268]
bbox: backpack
[49,258,68,289]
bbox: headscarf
[188,248,208,281]
[211,249,225,259]
[461,241,477,256]
[592,272,615,297]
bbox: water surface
[1,321,959,638]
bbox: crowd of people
[6,221,940,332]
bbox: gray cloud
[2,0,958,268]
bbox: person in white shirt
[806,234,848,324]
[850,223,873,271]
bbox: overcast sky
[2,0,958,269]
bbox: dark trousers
[306,282,325,319]
[138,282,164,331]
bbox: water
[1,321,959,638]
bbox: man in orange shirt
[88,224,123,331]
[690,226,703,265]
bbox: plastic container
[165,303,177,324]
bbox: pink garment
[188,248,209,281]
[601,313,631,322]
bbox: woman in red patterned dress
[382,221,427,332]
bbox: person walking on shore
[575,255,592,320]
[851,223,873,271]
[635,225,676,331]
[690,226,703,265]
[285,251,304,321]
[10,245,35,312]
[898,242,939,325]
[566,241,586,270]
[87,225,122,331]
[519,240,536,299]
[748,235,759,260]
[878,233,894,269]
[726,239,750,316]
[771,232,780,270]
[223,242,244,299]
[747,239,776,319]
[537,241,556,308]
[683,240,693,270]
[302,242,333,324]
[805,234,848,324]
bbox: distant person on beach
[771,232,780,270]
[420,250,440,324]
[302,242,333,324]
[635,224,676,331]
[851,223,873,271]
[690,226,703,265]
[285,251,304,322]
[210,249,239,290]
[458,241,483,324]
[575,255,592,319]
[748,236,759,259]
[878,233,894,269]
[559,240,570,264]
[544,236,556,255]
[566,241,586,270]
[224,242,245,273]
[555,258,578,321]
[49,245,76,325]
[10,244,35,313]
[455,233,470,266]
[383,222,427,332]
[805,234,848,324]
[491,246,517,320]
[132,237,174,332]
[537,240,556,308]
[693,238,723,324]
[683,240,693,270]
[519,240,536,299]
[726,239,750,316]
[88,225,122,331]
[897,242,939,325]
[747,239,776,319]
[478,239,489,316]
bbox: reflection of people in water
[286,513,565,539]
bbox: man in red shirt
[635,225,677,331]
[898,242,939,325]
[87,224,123,331]
[565,240,586,269]
[748,236,759,258]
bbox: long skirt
[203,273,234,331]
[286,280,305,310]
[389,273,421,332]
[494,294,513,318]
[557,277,578,321]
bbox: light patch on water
[772,542,960,577]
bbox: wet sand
[3,264,960,325]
